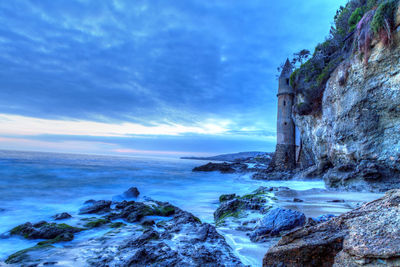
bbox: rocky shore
[2,187,243,266]
[264,189,400,266]
[1,182,387,266]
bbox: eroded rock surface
[250,208,306,242]
[5,193,243,266]
[263,189,400,267]
[294,28,400,192]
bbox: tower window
[284,122,287,125]
[286,78,289,85]
[283,100,286,106]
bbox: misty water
[0,150,381,266]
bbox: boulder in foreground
[263,189,400,266]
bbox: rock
[5,198,244,266]
[263,189,400,266]
[219,193,236,202]
[109,201,154,222]
[293,198,304,202]
[312,214,335,224]
[193,162,236,173]
[79,200,111,214]
[250,208,306,242]
[252,170,294,180]
[140,218,155,226]
[214,199,243,221]
[10,221,81,240]
[294,35,400,192]
[53,212,72,220]
[122,187,140,198]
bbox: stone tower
[273,59,296,170]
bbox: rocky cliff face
[295,15,400,192]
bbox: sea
[0,150,377,266]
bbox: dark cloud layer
[0,0,345,133]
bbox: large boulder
[122,187,140,198]
[79,200,111,214]
[250,208,306,242]
[263,189,400,267]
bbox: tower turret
[273,59,296,170]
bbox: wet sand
[276,188,383,218]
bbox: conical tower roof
[280,58,293,78]
[278,58,294,96]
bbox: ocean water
[0,150,328,265]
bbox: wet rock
[293,198,304,202]
[53,212,72,220]
[4,195,244,266]
[79,200,111,214]
[312,214,335,224]
[219,193,236,202]
[103,208,242,266]
[84,218,110,228]
[122,186,140,198]
[5,244,55,264]
[10,221,81,240]
[140,218,155,226]
[250,208,306,242]
[252,170,294,180]
[123,229,160,247]
[111,201,154,222]
[193,162,236,173]
[264,189,400,266]
[214,199,243,221]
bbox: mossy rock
[10,222,83,240]
[219,194,237,202]
[84,218,110,229]
[5,244,54,264]
[109,222,126,228]
[215,210,244,227]
[153,205,176,216]
[37,232,74,246]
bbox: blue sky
[0,0,346,157]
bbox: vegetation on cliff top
[289,0,399,116]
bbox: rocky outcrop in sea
[3,189,243,266]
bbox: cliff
[294,5,400,192]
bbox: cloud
[0,113,232,136]
[0,1,346,127]
[0,0,347,154]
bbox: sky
[0,0,347,157]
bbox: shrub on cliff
[289,0,399,116]
[371,0,399,45]
[349,7,365,32]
